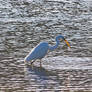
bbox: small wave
[43,56,92,69]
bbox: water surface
[0,0,92,91]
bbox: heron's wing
[26,42,49,61]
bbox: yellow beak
[64,39,71,48]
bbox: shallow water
[0,0,92,91]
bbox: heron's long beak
[64,39,71,48]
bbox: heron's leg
[40,59,42,67]
[31,61,34,65]
[24,60,27,65]
[30,60,35,69]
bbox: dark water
[0,0,92,91]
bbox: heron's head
[56,35,70,48]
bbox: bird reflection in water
[24,64,59,86]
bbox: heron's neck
[49,40,60,51]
